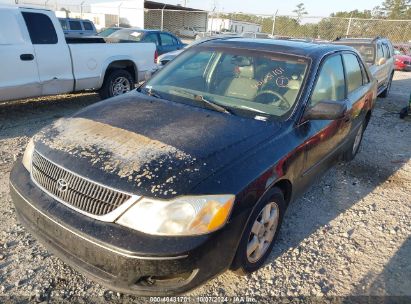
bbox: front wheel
[231,188,286,275]
[98,69,134,100]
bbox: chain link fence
[224,13,411,43]
[7,1,411,43]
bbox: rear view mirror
[378,57,387,66]
[303,101,347,121]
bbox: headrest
[287,78,301,90]
[237,65,254,79]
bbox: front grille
[31,151,131,216]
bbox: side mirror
[378,57,387,66]
[303,101,347,121]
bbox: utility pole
[271,10,278,37]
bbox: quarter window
[343,54,363,93]
[22,12,58,44]
[310,55,345,105]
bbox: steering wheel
[255,90,291,109]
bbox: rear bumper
[10,161,244,295]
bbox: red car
[394,52,411,71]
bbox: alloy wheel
[246,202,279,263]
[111,77,131,96]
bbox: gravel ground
[0,73,410,303]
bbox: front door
[21,10,73,96]
[301,54,349,180]
[0,9,41,101]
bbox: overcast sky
[160,0,383,16]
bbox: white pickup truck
[0,6,157,102]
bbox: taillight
[154,50,158,64]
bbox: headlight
[22,138,35,172]
[116,195,235,236]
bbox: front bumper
[10,161,245,296]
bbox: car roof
[197,38,354,58]
[333,37,390,44]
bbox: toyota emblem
[57,178,69,192]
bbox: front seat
[225,65,259,100]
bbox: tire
[98,69,134,100]
[343,120,365,161]
[379,73,393,98]
[231,187,286,275]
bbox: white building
[208,18,261,33]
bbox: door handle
[20,54,34,61]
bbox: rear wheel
[343,121,365,161]
[98,69,134,100]
[231,188,286,275]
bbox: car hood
[33,91,280,198]
[395,54,411,61]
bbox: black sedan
[106,28,186,55]
[10,38,377,295]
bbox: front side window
[143,47,309,119]
[343,54,363,94]
[160,34,175,46]
[22,12,58,44]
[310,55,345,106]
[143,33,159,45]
[69,20,82,31]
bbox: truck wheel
[99,69,134,99]
[343,121,365,161]
[379,73,393,98]
[231,188,286,275]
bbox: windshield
[99,28,120,37]
[143,46,309,120]
[345,43,375,64]
[108,29,143,41]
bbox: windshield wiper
[170,88,231,114]
[140,86,163,99]
[195,95,231,114]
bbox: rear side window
[343,54,363,93]
[83,21,93,31]
[311,55,345,105]
[376,44,384,60]
[69,21,82,31]
[22,12,58,44]
[382,43,391,58]
[160,33,175,46]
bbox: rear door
[0,8,41,101]
[21,10,73,95]
[341,53,372,137]
[374,42,386,87]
